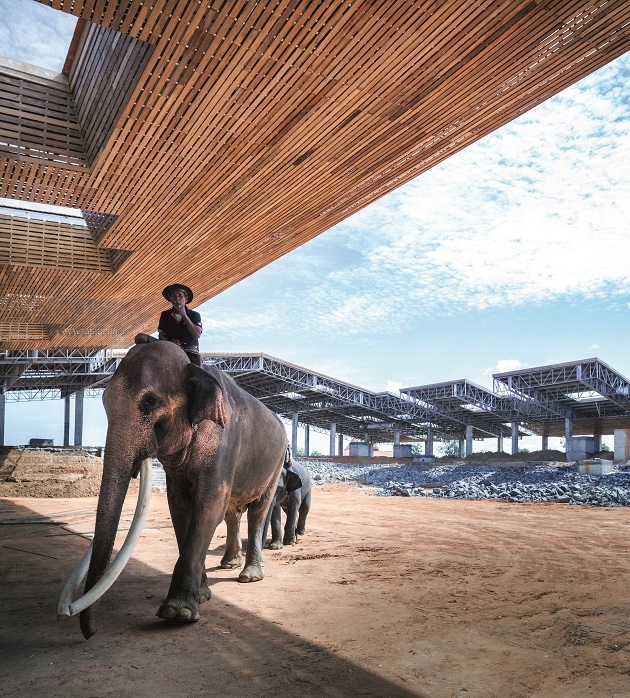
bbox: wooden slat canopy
[0,0,628,350]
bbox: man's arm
[182,310,202,340]
[157,311,169,341]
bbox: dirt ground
[1,485,629,698]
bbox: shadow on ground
[0,500,425,697]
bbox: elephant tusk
[57,458,153,620]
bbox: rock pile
[297,458,630,508]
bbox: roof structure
[0,348,118,400]
[1,1,629,351]
[494,358,630,436]
[204,352,466,442]
[3,350,630,442]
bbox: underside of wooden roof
[0,0,628,351]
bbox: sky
[1,1,629,453]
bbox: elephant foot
[238,564,264,583]
[296,526,306,536]
[199,572,211,604]
[268,540,283,550]
[220,553,244,569]
[157,592,200,622]
[283,535,297,545]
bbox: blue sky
[1,1,629,453]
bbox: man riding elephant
[157,283,203,366]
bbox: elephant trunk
[57,435,153,639]
[81,454,133,638]
[57,459,152,636]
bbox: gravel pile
[298,458,630,508]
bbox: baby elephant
[264,462,312,549]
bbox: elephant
[63,340,289,639]
[263,461,312,550]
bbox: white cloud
[386,379,403,394]
[495,359,528,373]
[0,0,77,73]
[291,54,630,336]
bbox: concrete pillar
[542,435,549,451]
[465,424,473,457]
[393,429,400,446]
[337,433,343,456]
[291,412,299,454]
[329,423,336,457]
[497,434,503,454]
[426,428,433,457]
[614,429,630,462]
[64,396,71,446]
[593,434,602,453]
[565,410,573,441]
[0,392,5,447]
[304,424,310,456]
[74,389,84,446]
[511,421,518,455]
[458,438,464,458]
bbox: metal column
[64,396,71,446]
[497,434,503,454]
[542,435,549,451]
[593,434,602,452]
[458,438,464,458]
[304,424,310,456]
[511,421,518,455]
[329,423,336,457]
[393,430,400,446]
[465,424,473,456]
[74,389,84,446]
[291,412,299,454]
[337,433,343,456]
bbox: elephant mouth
[57,458,153,620]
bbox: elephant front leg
[166,475,210,605]
[283,494,300,545]
[220,508,244,568]
[268,504,284,550]
[239,491,275,583]
[158,497,226,622]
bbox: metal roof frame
[4,350,630,441]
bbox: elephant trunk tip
[80,612,97,640]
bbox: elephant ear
[285,469,303,493]
[185,364,227,428]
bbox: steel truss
[493,358,630,421]
[3,351,630,441]
[0,349,120,401]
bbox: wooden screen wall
[0,0,626,351]
[70,22,153,166]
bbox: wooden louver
[0,0,628,351]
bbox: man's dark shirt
[158,307,202,349]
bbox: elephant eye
[139,393,161,414]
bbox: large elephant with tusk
[58,340,288,639]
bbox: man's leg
[186,351,202,367]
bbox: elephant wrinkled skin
[78,341,288,639]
